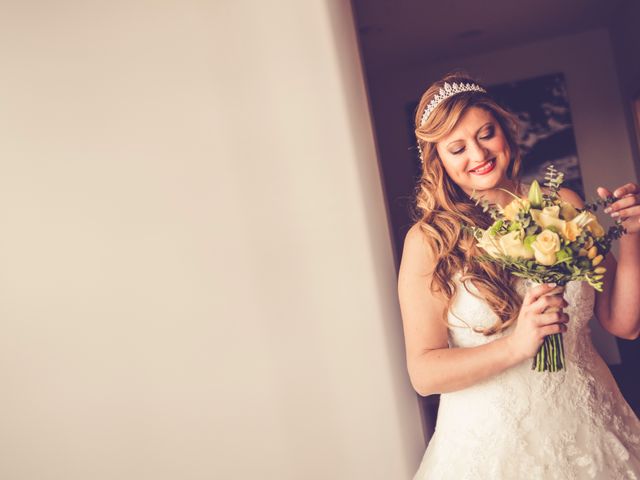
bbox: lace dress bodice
[413,274,640,480]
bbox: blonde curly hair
[411,70,525,335]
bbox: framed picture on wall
[487,72,585,198]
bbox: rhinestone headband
[416,81,487,163]
[419,81,486,127]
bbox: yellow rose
[560,201,579,221]
[530,208,567,232]
[531,229,561,266]
[498,229,534,260]
[501,198,530,222]
[477,229,503,258]
[584,212,605,237]
[588,220,605,238]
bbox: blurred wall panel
[0,1,422,478]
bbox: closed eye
[452,128,495,155]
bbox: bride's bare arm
[398,224,567,397]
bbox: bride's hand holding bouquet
[505,282,569,367]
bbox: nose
[467,140,490,166]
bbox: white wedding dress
[413,272,640,480]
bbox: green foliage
[507,221,522,232]
[464,164,628,294]
[555,247,573,263]
[473,195,502,220]
[524,235,537,249]
[542,164,564,206]
[489,219,503,236]
[583,193,616,212]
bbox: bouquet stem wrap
[526,280,566,372]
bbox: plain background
[0,1,423,479]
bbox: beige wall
[0,1,423,479]
[372,27,636,365]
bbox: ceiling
[351,0,627,71]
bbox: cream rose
[498,229,534,260]
[542,205,560,218]
[530,208,567,232]
[501,198,530,222]
[531,229,561,266]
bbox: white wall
[0,1,423,479]
[372,27,636,365]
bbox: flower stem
[532,333,566,372]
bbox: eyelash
[452,129,495,155]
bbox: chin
[469,164,508,187]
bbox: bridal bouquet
[469,165,625,372]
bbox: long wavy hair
[411,71,524,335]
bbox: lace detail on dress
[413,274,640,480]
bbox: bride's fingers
[604,194,639,214]
[536,311,569,327]
[524,283,559,306]
[529,294,567,314]
[597,186,612,200]
[610,204,640,220]
[539,323,568,337]
[613,182,640,198]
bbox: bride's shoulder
[400,223,436,275]
[557,186,586,209]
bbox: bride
[398,72,640,479]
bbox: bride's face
[435,106,512,197]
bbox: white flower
[530,208,566,232]
[570,211,605,238]
[542,205,560,218]
[477,229,504,258]
[498,229,534,260]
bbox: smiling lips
[469,159,496,175]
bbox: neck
[467,178,522,208]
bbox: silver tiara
[419,81,486,127]
[416,81,487,162]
